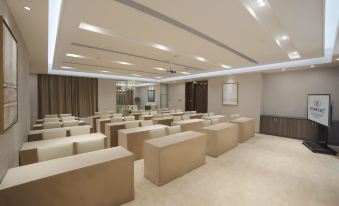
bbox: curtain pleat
[38,74,98,118]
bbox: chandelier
[117,80,136,92]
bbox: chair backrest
[141,120,153,127]
[125,122,139,129]
[100,113,111,119]
[184,111,190,115]
[42,128,67,140]
[162,113,171,118]
[211,119,219,125]
[106,111,115,115]
[203,120,212,127]
[113,113,123,117]
[74,138,105,154]
[149,111,157,115]
[37,143,73,162]
[111,117,123,123]
[45,114,58,118]
[61,116,76,121]
[209,112,215,116]
[44,117,59,123]
[202,113,209,118]
[84,116,94,127]
[173,116,182,121]
[230,114,240,120]
[154,114,163,118]
[182,115,190,120]
[95,112,103,116]
[176,109,182,112]
[166,125,181,135]
[43,122,61,129]
[170,109,175,113]
[124,116,135,121]
[149,128,167,139]
[59,114,71,117]
[70,126,91,136]
[141,112,149,116]
[62,120,79,127]
[191,111,197,114]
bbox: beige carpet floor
[123,134,339,206]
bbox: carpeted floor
[123,134,339,206]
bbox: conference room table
[189,113,203,119]
[32,120,86,130]
[35,117,80,124]
[27,125,93,142]
[203,115,226,122]
[118,124,169,160]
[139,115,154,120]
[171,119,204,132]
[105,120,142,147]
[168,112,184,116]
[20,133,107,165]
[131,112,142,120]
[152,117,174,126]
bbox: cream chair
[141,120,153,127]
[149,128,166,139]
[61,116,76,121]
[74,138,105,154]
[184,111,190,115]
[166,125,181,135]
[113,113,123,117]
[124,116,135,121]
[70,126,91,136]
[203,120,212,127]
[176,109,182,112]
[182,115,190,120]
[191,111,197,114]
[170,109,175,113]
[173,116,182,121]
[209,112,215,116]
[43,122,62,129]
[59,114,71,117]
[162,113,171,118]
[37,143,73,162]
[42,128,67,140]
[62,120,79,127]
[230,114,240,120]
[150,111,157,115]
[45,114,58,118]
[111,117,123,123]
[154,114,163,118]
[95,112,103,116]
[202,113,209,118]
[211,119,219,125]
[44,117,59,123]
[141,111,149,116]
[125,122,139,129]
[100,113,111,119]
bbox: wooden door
[194,81,208,113]
[185,82,194,111]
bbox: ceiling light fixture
[24,6,31,11]
[310,65,315,68]
[256,0,266,7]
[288,51,301,59]
[155,77,163,79]
[221,64,232,69]
[66,53,87,58]
[195,56,207,62]
[151,43,171,52]
[181,72,190,75]
[115,61,132,65]
[61,66,77,69]
[131,74,141,76]
[336,58,339,61]
[79,22,114,36]
[281,35,289,40]
[154,67,165,71]
[282,68,286,71]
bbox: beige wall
[98,79,116,112]
[0,0,31,180]
[168,82,185,111]
[262,67,339,120]
[208,73,263,132]
[134,85,161,109]
[29,74,38,126]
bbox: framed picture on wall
[148,90,155,102]
[0,16,18,133]
[222,83,238,106]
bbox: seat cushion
[42,128,67,140]
[74,138,105,154]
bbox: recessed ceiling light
[79,22,113,36]
[282,68,286,71]
[195,56,207,62]
[151,43,171,52]
[101,70,111,73]
[24,6,31,11]
[131,74,141,76]
[281,35,289,40]
[288,51,301,59]
[155,77,163,79]
[114,61,132,65]
[61,66,77,70]
[66,53,87,58]
[336,58,339,61]
[154,67,165,71]
[256,0,266,7]
[310,65,315,68]
[181,72,190,75]
[221,64,232,69]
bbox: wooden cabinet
[260,115,324,141]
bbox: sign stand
[303,103,337,155]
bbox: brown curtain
[38,74,98,118]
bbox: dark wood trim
[0,16,4,133]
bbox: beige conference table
[203,115,226,122]
[20,133,107,166]
[105,120,142,147]
[32,120,86,130]
[118,124,168,160]
[171,119,204,132]
[27,125,93,142]
[189,113,203,119]
[152,117,174,126]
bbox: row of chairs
[95,111,115,116]
[44,114,72,118]
[42,126,90,140]
[99,113,122,119]
[43,116,80,129]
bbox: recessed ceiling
[5,0,339,82]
